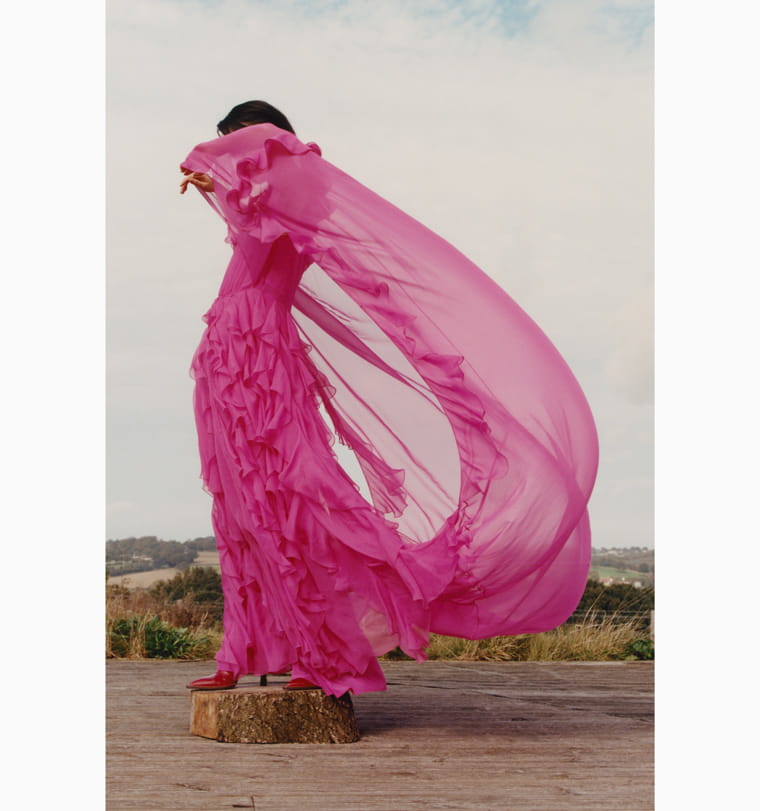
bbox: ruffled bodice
[215,231,309,306]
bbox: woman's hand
[180,170,215,194]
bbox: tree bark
[190,686,360,744]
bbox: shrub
[575,579,654,618]
[107,615,217,660]
[107,582,222,629]
[625,638,655,660]
[106,580,222,660]
[149,567,224,621]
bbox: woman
[180,101,598,696]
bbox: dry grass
[424,611,649,662]
[106,585,223,660]
[106,585,222,629]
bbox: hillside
[106,538,653,588]
[106,536,216,576]
[590,547,653,586]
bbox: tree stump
[190,685,360,744]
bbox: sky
[106,0,654,547]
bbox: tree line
[128,567,652,631]
[591,546,654,574]
[106,536,216,575]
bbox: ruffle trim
[182,125,323,240]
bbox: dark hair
[217,101,295,136]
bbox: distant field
[194,550,220,568]
[108,568,181,588]
[591,565,653,584]
[108,549,220,590]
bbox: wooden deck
[107,660,653,810]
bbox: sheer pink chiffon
[181,124,598,696]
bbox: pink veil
[182,124,598,637]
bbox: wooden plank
[107,660,653,810]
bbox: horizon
[105,534,653,552]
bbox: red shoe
[283,677,320,691]
[186,670,238,690]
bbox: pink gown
[181,124,598,696]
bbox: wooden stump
[190,686,360,744]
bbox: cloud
[605,288,654,404]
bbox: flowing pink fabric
[181,124,598,696]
